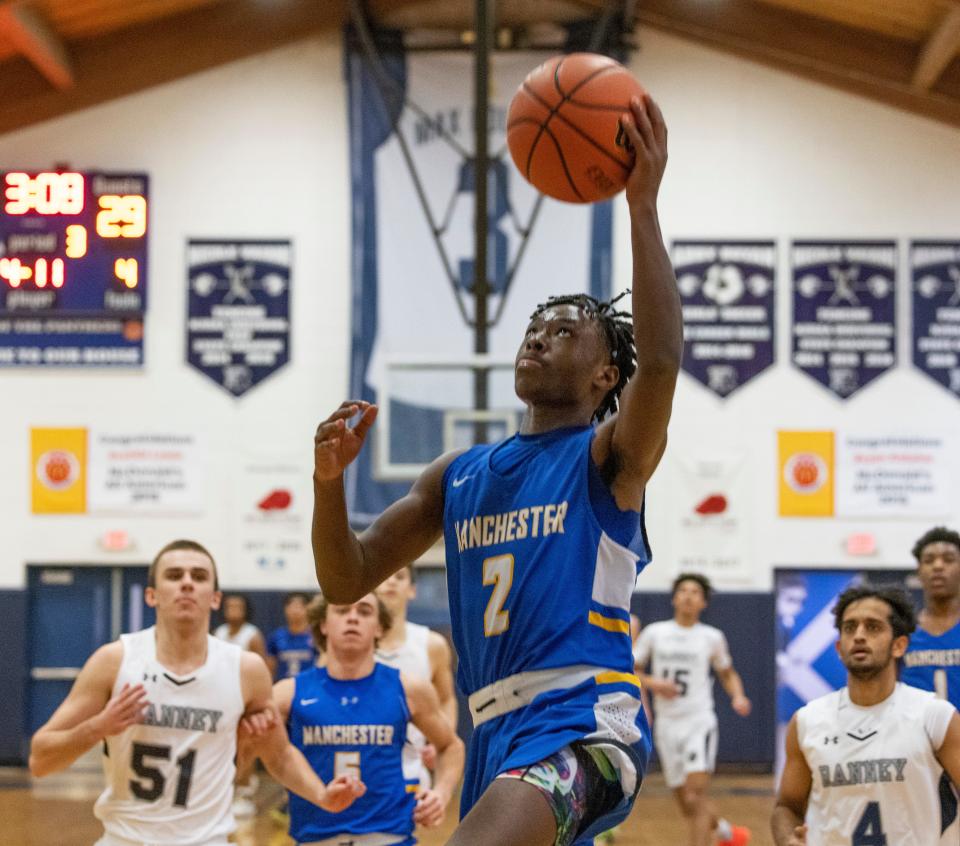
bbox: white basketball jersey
[632,620,732,720]
[376,621,432,785]
[94,627,245,846]
[213,622,259,651]
[797,683,957,846]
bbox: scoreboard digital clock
[0,170,149,366]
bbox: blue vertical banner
[911,240,960,398]
[672,240,776,398]
[791,241,897,399]
[345,38,613,526]
[186,240,291,397]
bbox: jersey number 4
[852,801,886,846]
[130,742,197,807]
[483,554,513,637]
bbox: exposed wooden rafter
[0,1,73,90]
[912,1,960,90]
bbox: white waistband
[468,664,612,727]
[299,834,407,846]
[95,837,230,846]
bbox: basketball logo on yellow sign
[778,431,834,517]
[31,428,87,514]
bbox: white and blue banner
[186,239,291,398]
[345,39,614,525]
[911,240,960,398]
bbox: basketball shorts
[462,671,651,845]
[653,711,718,788]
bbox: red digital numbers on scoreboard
[4,172,84,215]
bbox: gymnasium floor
[0,768,775,845]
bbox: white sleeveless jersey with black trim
[94,627,245,846]
[797,683,958,846]
[376,621,432,784]
[632,620,732,720]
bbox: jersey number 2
[852,801,886,846]
[483,554,513,637]
[130,742,196,807]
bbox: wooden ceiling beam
[0,1,74,90]
[634,0,960,129]
[912,1,960,91]
[0,0,345,136]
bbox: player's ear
[210,590,222,612]
[891,634,909,659]
[593,362,618,394]
[145,586,157,608]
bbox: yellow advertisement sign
[31,428,87,514]
[778,431,834,517]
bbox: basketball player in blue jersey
[902,526,960,706]
[30,539,364,846]
[313,93,679,846]
[273,592,464,845]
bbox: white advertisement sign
[669,450,753,585]
[87,432,205,514]
[835,432,957,517]
[234,457,309,584]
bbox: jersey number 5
[334,751,361,780]
[483,554,513,637]
[130,742,196,807]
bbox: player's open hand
[787,824,808,845]
[314,401,379,481]
[94,683,148,738]
[239,704,278,737]
[319,774,366,812]
[413,787,449,827]
[732,695,752,717]
[619,93,667,210]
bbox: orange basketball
[506,53,646,204]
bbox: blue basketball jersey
[287,663,416,845]
[442,425,651,696]
[267,627,317,679]
[902,620,960,710]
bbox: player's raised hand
[787,824,808,845]
[319,774,366,812]
[93,683,148,737]
[314,402,379,481]
[413,788,448,827]
[619,93,667,209]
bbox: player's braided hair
[530,291,635,422]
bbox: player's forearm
[431,737,466,807]
[312,477,369,603]
[629,206,683,372]
[771,804,804,845]
[261,741,327,806]
[720,669,745,701]
[441,695,458,729]
[29,718,103,777]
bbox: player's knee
[679,784,706,814]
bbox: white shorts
[653,711,718,789]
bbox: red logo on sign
[257,489,292,511]
[694,494,727,515]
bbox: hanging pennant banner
[186,240,291,398]
[672,240,775,397]
[791,241,896,399]
[911,240,960,398]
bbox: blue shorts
[461,672,651,844]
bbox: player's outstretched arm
[312,400,456,603]
[771,716,811,846]
[239,655,365,812]
[30,642,143,777]
[593,94,682,511]
[934,711,960,788]
[427,630,458,729]
[403,673,466,827]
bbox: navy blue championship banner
[345,40,613,525]
[911,241,960,398]
[791,241,896,399]
[0,170,148,367]
[186,240,291,397]
[672,240,775,398]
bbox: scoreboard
[0,170,149,366]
